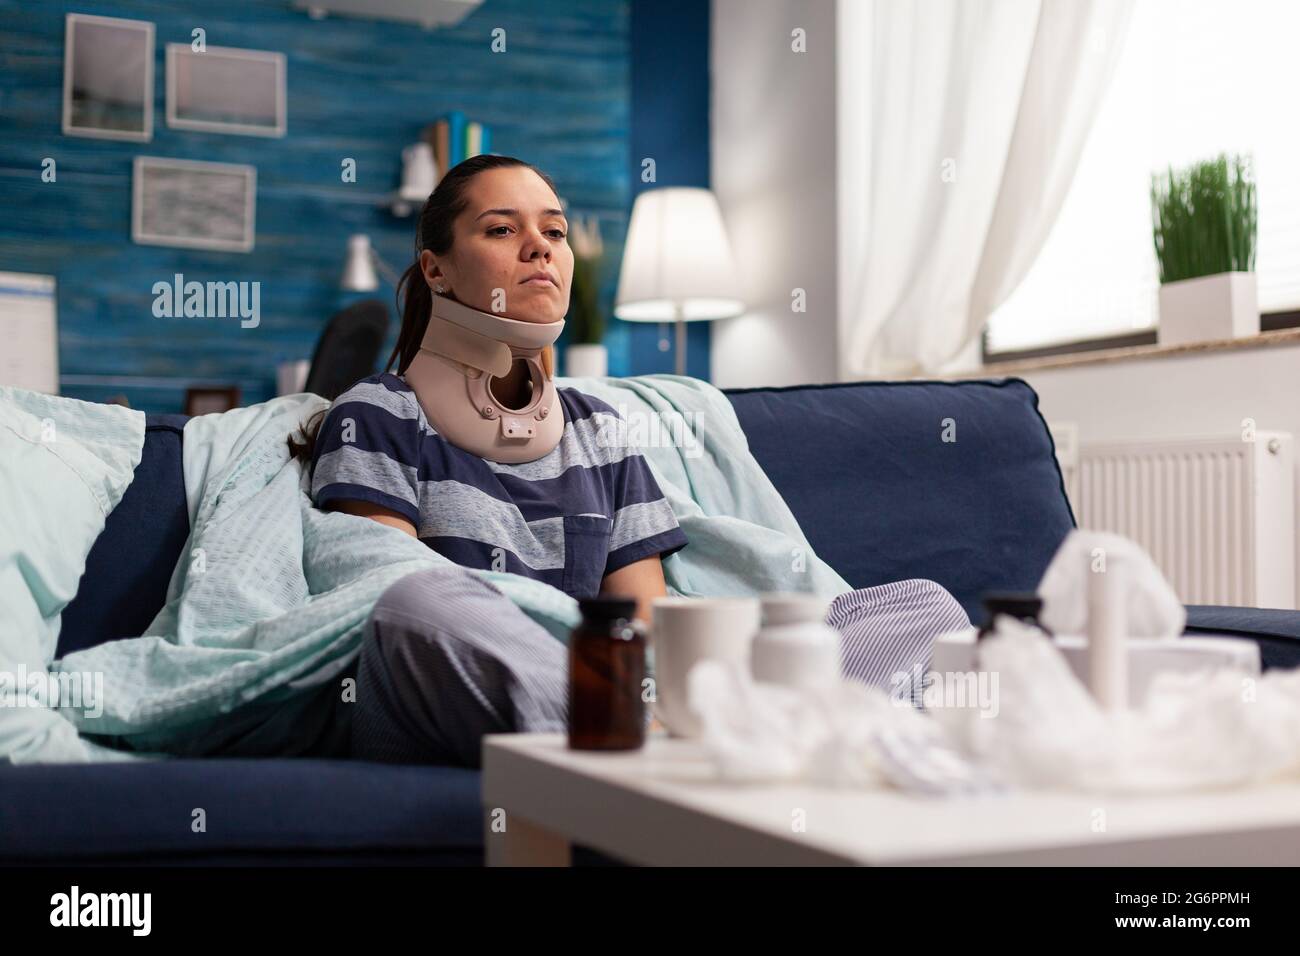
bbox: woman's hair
[288,154,562,468]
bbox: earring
[434,284,445,293]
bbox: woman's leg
[826,578,970,693]
[349,564,568,768]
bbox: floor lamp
[614,187,744,376]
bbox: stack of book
[424,111,492,181]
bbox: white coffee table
[482,730,1300,866]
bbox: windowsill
[978,327,1300,375]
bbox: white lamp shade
[614,187,744,322]
[340,233,380,292]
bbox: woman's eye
[486,225,566,239]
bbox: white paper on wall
[0,272,59,394]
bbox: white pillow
[0,386,144,763]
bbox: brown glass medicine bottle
[568,594,647,751]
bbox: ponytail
[386,260,433,374]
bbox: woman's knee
[352,566,505,765]
[831,577,969,627]
[350,564,565,765]
[370,564,498,632]
[903,578,970,629]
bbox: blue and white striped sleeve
[309,385,421,524]
[604,450,688,576]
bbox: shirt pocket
[561,513,614,598]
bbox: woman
[290,155,968,769]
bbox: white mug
[650,596,760,738]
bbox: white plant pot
[564,343,608,378]
[1156,271,1259,347]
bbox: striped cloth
[310,373,688,599]
[827,578,971,692]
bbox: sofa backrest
[58,415,190,658]
[722,377,1076,621]
[58,376,1075,653]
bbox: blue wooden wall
[617,0,714,381]
[0,0,712,413]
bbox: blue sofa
[3,376,1298,865]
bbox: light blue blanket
[569,376,849,598]
[51,374,848,761]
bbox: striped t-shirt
[309,372,688,599]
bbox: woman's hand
[601,555,669,629]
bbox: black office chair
[303,299,391,401]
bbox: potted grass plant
[1151,152,1259,346]
[563,213,608,377]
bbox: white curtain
[837,0,1135,378]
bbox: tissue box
[931,628,1260,707]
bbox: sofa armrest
[1183,605,1300,671]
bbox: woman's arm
[330,499,665,624]
[326,499,418,537]
[601,555,669,628]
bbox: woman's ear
[419,249,445,292]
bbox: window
[984,0,1300,356]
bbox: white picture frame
[166,44,286,137]
[62,13,154,141]
[132,156,257,253]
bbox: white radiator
[1048,425,1295,609]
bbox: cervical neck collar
[402,292,566,464]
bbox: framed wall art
[62,13,154,141]
[166,44,286,137]
[132,156,257,253]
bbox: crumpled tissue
[1038,529,1186,637]
[931,615,1300,793]
[687,613,1300,795]
[685,659,997,794]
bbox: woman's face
[420,166,573,324]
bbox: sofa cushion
[1,388,148,763]
[59,414,191,657]
[723,377,1076,621]
[0,757,483,865]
